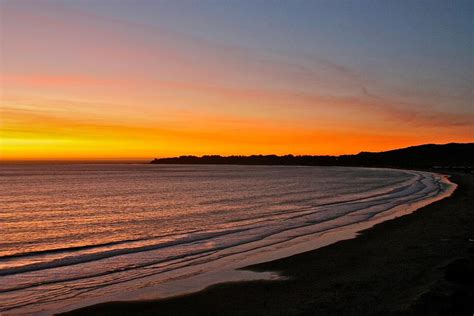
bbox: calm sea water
[0,164,453,314]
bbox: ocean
[0,164,454,314]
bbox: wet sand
[64,171,474,315]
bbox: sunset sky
[1,0,473,160]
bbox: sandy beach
[63,171,474,315]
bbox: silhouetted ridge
[151,143,474,169]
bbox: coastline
[63,170,473,315]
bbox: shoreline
[63,170,474,315]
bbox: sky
[1,0,473,160]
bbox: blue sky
[1,0,473,159]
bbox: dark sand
[64,172,474,315]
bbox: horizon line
[1,142,472,164]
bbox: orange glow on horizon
[2,107,472,161]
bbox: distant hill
[151,143,474,169]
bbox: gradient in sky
[1,0,473,160]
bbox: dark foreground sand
[64,172,474,315]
